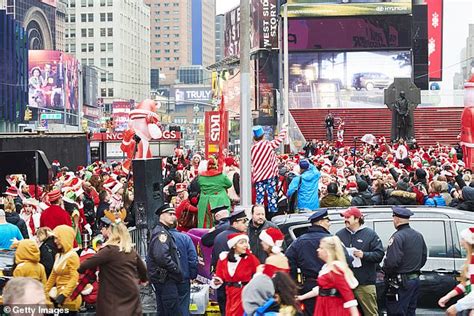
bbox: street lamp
[193,105,200,151]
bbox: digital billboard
[289,50,412,108]
[288,16,412,51]
[427,0,443,81]
[284,0,412,17]
[224,6,240,57]
[111,101,132,132]
[251,0,279,50]
[28,50,79,111]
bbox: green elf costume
[197,156,232,228]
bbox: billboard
[28,50,79,111]
[224,6,240,57]
[204,111,229,158]
[111,101,132,132]
[427,0,443,81]
[284,0,412,17]
[172,87,212,103]
[289,50,412,108]
[288,16,412,51]
[251,0,279,50]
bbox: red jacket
[40,205,72,230]
[176,199,198,232]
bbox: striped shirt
[251,128,287,183]
[454,254,474,296]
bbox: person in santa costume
[258,227,289,278]
[20,198,41,238]
[297,236,359,316]
[197,156,232,228]
[188,153,202,180]
[39,189,72,230]
[224,156,240,205]
[210,232,260,316]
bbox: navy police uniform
[201,205,230,248]
[285,209,331,316]
[383,206,427,316]
[147,204,183,315]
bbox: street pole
[283,4,289,129]
[240,0,252,208]
[78,65,83,131]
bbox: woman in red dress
[211,232,260,316]
[258,227,290,278]
[297,236,359,316]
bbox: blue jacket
[170,229,198,281]
[287,164,321,210]
[424,194,447,207]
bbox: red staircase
[290,106,463,147]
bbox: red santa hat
[129,99,160,121]
[259,228,284,254]
[460,227,474,245]
[4,186,18,197]
[224,156,238,168]
[52,160,60,167]
[176,183,188,193]
[227,233,249,249]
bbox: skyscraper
[215,14,224,62]
[63,0,151,104]
[146,0,215,87]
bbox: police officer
[286,209,332,316]
[147,203,183,316]
[383,206,427,316]
[201,205,230,248]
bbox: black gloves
[55,294,66,305]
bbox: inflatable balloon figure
[461,75,474,170]
[120,99,162,172]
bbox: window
[100,58,106,67]
[88,13,93,22]
[70,0,76,7]
[163,42,170,46]
[155,34,161,38]
[100,28,106,36]
[174,57,179,61]
[374,220,448,258]
[108,88,114,97]
[155,49,161,53]
[174,34,179,38]
[174,41,179,45]
[164,3,169,6]
[155,57,161,61]
[70,44,76,52]
[108,73,113,81]
[193,117,204,124]
[174,49,179,53]
[174,117,187,124]
[107,0,112,5]
[88,58,94,65]
[100,0,105,6]
[456,222,473,258]
[155,42,161,46]
[81,13,87,22]
[81,58,87,65]
[88,28,94,37]
[107,43,113,52]
[88,43,94,52]
[81,0,86,7]
[70,14,76,23]
[107,13,113,22]
[162,34,169,38]
[107,28,113,36]
[101,72,106,82]
[100,13,106,22]
[81,43,87,52]
[88,0,93,7]
[165,57,170,61]
[70,29,76,38]
[81,28,87,37]
[107,58,113,67]
[164,49,170,53]
[101,88,107,97]
[169,67,175,71]
[100,43,106,52]
[173,2,179,6]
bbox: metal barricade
[129,226,148,258]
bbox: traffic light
[24,108,32,121]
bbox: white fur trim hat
[227,233,249,249]
[460,227,474,245]
[259,228,284,254]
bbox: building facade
[0,10,28,131]
[146,0,215,87]
[215,14,224,62]
[64,0,151,105]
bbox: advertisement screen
[224,6,240,57]
[427,0,443,81]
[289,16,412,51]
[285,0,412,17]
[289,50,412,108]
[111,101,132,132]
[29,50,79,111]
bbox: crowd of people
[1,123,474,315]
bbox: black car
[272,206,473,311]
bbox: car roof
[271,206,474,226]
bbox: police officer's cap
[229,208,247,223]
[155,203,175,215]
[391,206,414,219]
[211,205,229,214]
[309,208,329,223]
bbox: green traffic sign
[40,113,62,120]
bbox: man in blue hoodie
[170,225,198,316]
[287,159,321,210]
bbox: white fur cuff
[343,300,358,308]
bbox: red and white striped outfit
[251,128,287,183]
[452,254,474,311]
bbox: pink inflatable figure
[461,75,474,170]
[121,99,162,172]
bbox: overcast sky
[216,0,239,15]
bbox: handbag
[178,207,197,229]
[288,177,302,213]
